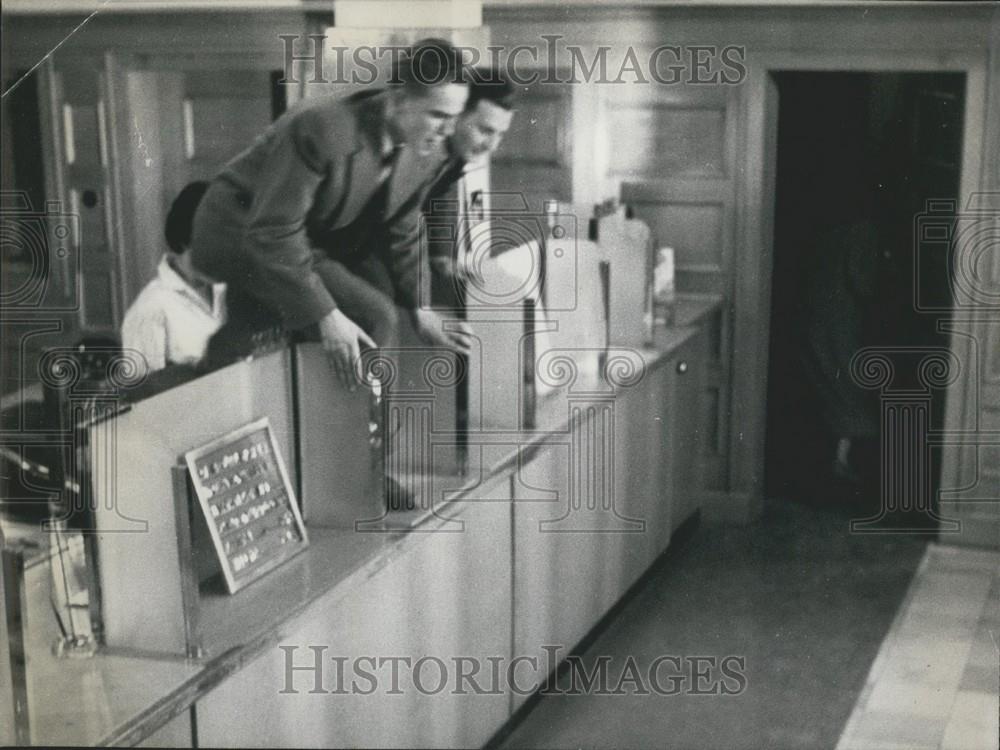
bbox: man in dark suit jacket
[190,40,471,386]
[423,72,516,307]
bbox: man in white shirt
[121,181,226,373]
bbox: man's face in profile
[390,83,469,156]
[452,100,514,164]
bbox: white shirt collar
[156,254,225,316]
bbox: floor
[496,499,997,750]
[837,544,999,750]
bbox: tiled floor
[837,544,1000,750]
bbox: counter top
[15,293,723,746]
[195,316,707,656]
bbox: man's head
[165,180,209,254]
[451,72,516,164]
[165,180,216,286]
[385,39,468,156]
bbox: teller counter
[4,294,721,748]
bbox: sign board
[184,418,307,594]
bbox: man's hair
[465,69,516,112]
[391,38,465,94]
[165,181,209,254]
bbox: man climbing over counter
[190,39,473,387]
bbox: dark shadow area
[764,72,965,528]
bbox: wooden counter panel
[195,486,513,749]
[510,436,620,709]
[13,305,719,748]
[90,348,297,656]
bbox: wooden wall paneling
[4,11,314,62]
[492,78,572,212]
[484,5,993,54]
[622,180,733,493]
[613,82,738,502]
[181,68,276,182]
[624,182,732,280]
[604,83,735,185]
[486,5,995,526]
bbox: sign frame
[183,417,308,594]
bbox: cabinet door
[647,364,678,553]
[511,439,608,709]
[511,396,653,710]
[671,330,708,532]
[613,363,674,589]
[194,485,512,749]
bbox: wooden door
[618,82,739,502]
[491,79,572,213]
[2,58,119,396]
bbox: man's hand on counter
[319,308,376,390]
[411,308,473,356]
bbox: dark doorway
[764,72,965,525]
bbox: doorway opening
[764,71,965,526]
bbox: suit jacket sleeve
[387,155,463,309]
[385,192,425,310]
[242,108,338,330]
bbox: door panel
[492,79,572,212]
[617,83,738,496]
